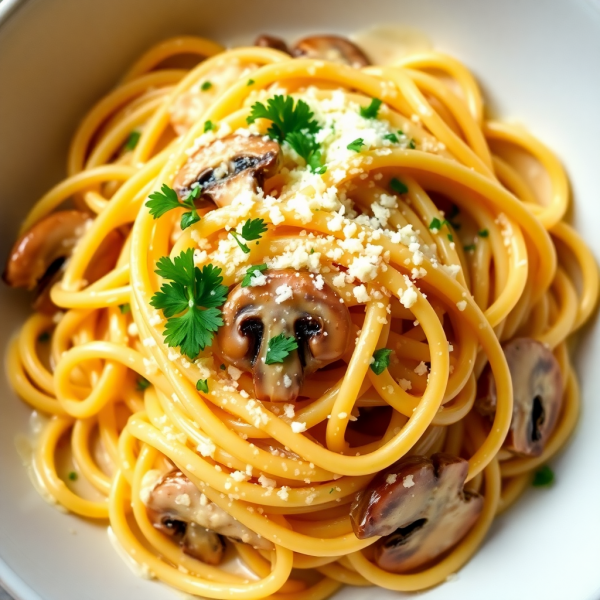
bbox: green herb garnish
[68,471,78,481]
[145,184,201,230]
[230,218,268,254]
[196,379,209,393]
[359,98,383,119]
[447,233,454,242]
[265,333,298,365]
[200,81,213,91]
[124,130,141,151]
[241,263,268,287]
[478,229,489,238]
[204,120,214,132]
[384,132,399,143]
[119,303,131,314]
[247,79,255,86]
[463,244,476,252]
[220,363,226,370]
[429,217,442,231]
[390,178,408,195]
[347,138,365,152]
[136,377,151,391]
[149,249,228,359]
[370,348,393,375]
[532,465,554,487]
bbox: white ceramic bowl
[1,0,599,599]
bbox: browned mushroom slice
[254,34,291,54]
[3,210,124,313]
[173,135,281,208]
[350,453,483,573]
[217,269,351,402]
[476,338,563,457]
[291,35,370,68]
[145,469,270,565]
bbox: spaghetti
[4,31,598,599]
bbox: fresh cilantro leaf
[241,263,268,287]
[146,184,181,218]
[359,98,382,119]
[390,178,408,195]
[204,120,214,132]
[384,132,398,143]
[247,95,320,142]
[136,377,151,391]
[478,229,489,238]
[265,333,298,364]
[347,138,365,152]
[201,81,213,91]
[370,348,393,375]
[119,303,131,314]
[196,379,209,393]
[247,79,255,86]
[145,184,201,230]
[150,249,227,358]
[532,465,554,487]
[68,471,78,481]
[124,130,141,151]
[447,233,454,242]
[463,244,476,252]
[429,217,442,231]
[230,218,268,253]
[38,331,50,342]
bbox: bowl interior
[1,1,600,599]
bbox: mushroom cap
[350,453,483,573]
[217,269,352,402]
[173,134,281,208]
[145,469,271,563]
[476,337,563,457]
[291,35,371,68]
[254,34,290,54]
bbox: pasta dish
[3,30,598,598]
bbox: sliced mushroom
[350,453,483,573]
[254,34,290,54]
[217,269,351,402]
[3,210,123,313]
[146,469,271,564]
[173,135,281,208]
[476,338,563,457]
[291,35,370,68]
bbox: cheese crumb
[291,421,307,433]
[403,474,415,488]
[274,283,293,304]
[386,474,397,484]
[456,300,467,312]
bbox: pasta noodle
[4,31,598,599]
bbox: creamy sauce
[351,25,431,66]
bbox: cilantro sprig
[370,348,393,375]
[265,333,298,364]
[360,98,383,119]
[145,184,202,230]
[246,95,326,173]
[149,249,228,359]
[230,218,268,254]
[241,263,268,287]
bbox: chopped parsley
[68,471,78,481]
[347,138,365,152]
[478,229,489,238]
[145,183,201,230]
[408,139,416,149]
[124,130,141,151]
[329,487,336,494]
[149,249,228,359]
[532,465,554,487]
[247,95,325,173]
[265,333,298,365]
[463,244,476,252]
[429,217,442,231]
[447,233,454,242]
[241,263,268,287]
[200,81,213,91]
[309,248,315,254]
[359,98,382,119]
[196,379,209,393]
[370,348,393,375]
[384,132,399,143]
[390,178,408,195]
[204,120,214,132]
[38,331,51,343]
[247,79,255,86]
[119,303,131,314]
[230,218,268,254]
[220,363,226,370]
[136,377,151,391]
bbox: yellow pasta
[3,32,597,599]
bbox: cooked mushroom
[217,269,351,402]
[476,338,563,457]
[173,135,281,208]
[350,453,483,573]
[291,35,370,68]
[146,469,270,564]
[3,210,123,312]
[254,34,290,54]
